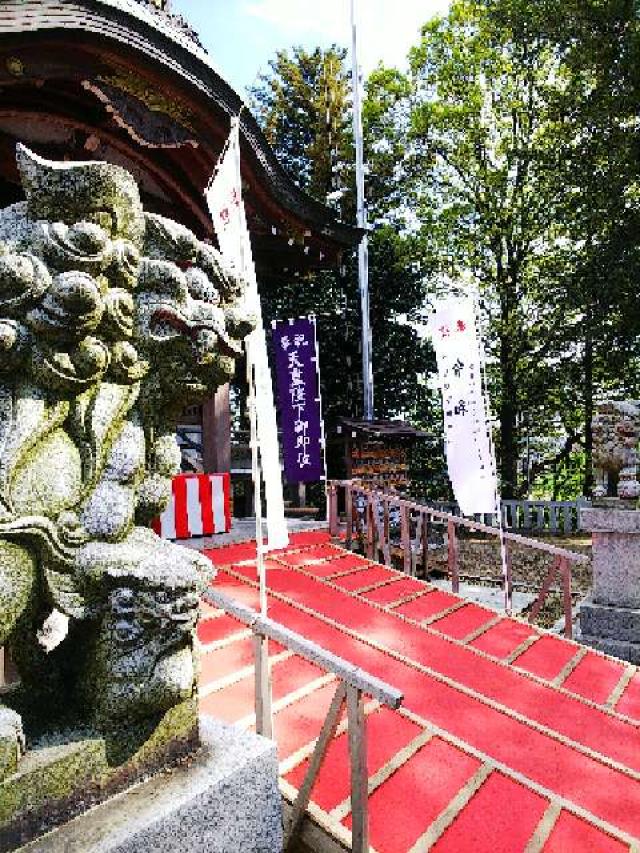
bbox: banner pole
[473,290,512,615]
[205,114,275,734]
[248,358,268,617]
[232,115,268,618]
[206,113,288,555]
[311,313,329,522]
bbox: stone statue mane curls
[0,145,254,782]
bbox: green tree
[251,5,640,502]
[545,0,640,495]
[251,46,354,214]
[250,46,432,443]
[483,0,640,495]
[406,0,640,498]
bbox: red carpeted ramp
[199,530,640,852]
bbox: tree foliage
[249,2,640,501]
[406,0,640,497]
[250,46,354,214]
[250,46,432,450]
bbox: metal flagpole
[350,0,373,420]
[235,117,272,733]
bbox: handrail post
[560,557,573,638]
[347,685,369,853]
[401,504,411,575]
[329,482,339,537]
[254,632,273,739]
[376,496,390,566]
[285,683,347,850]
[528,556,560,625]
[345,483,353,549]
[383,496,389,543]
[421,512,430,579]
[504,537,513,616]
[366,493,375,560]
[448,517,459,593]
[354,491,364,544]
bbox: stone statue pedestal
[18,717,283,853]
[579,508,640,663]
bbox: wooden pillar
[202,384,231,473]
[448,518,459,593]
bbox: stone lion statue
[0,145,253,776]
[592,401,640,500]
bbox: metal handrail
[327,480,588,637]
[205,588,403,852]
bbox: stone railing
[414,498,590,536]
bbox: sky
[171,0,450,96]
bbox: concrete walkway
[429,578,535,615]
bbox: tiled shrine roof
[337,418,431,441]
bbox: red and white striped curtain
[153,473,231,539]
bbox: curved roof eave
[2,0,362,250]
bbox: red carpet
[199,530,640,852]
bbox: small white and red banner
[153,473,231,539]
[204,118,288,552]
[429,294,498,515]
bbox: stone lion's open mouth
[150,308,242,357]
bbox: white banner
[205,119,289,551]
[429,295,498,515]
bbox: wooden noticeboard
[349,442,409,490]
[332,418,429,493]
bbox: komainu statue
[0,146,253,785]
[592,401,640,501]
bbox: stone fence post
[579,508,640,663]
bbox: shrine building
[0,0,359,485]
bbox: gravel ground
[424,533,592,628]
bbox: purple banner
[272,317,324,483]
